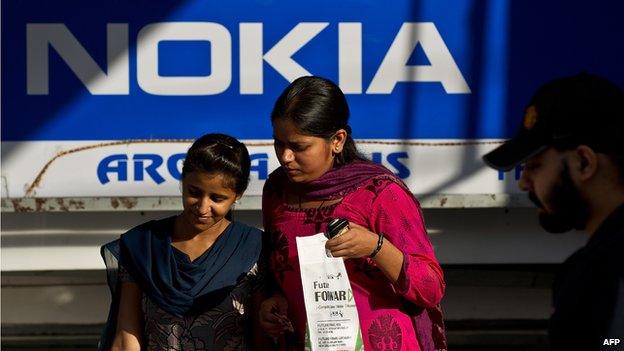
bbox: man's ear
[573,145,598,181]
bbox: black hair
[271,76,363,165]
[611,155,624,185]
[182,133,251,195]
[544,73,624,184]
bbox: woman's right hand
[111,282,143,351]
[258,293,291,338]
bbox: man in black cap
[483,73,624,351]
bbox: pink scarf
[275,159,399,200]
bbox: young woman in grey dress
[100,133,272,351]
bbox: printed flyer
[297,233,364,351]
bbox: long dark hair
[271,76,363,165]
[182,133,250,195]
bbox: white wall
[1,208,587,325]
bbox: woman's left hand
[325,222,378,259]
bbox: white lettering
[137,22,231,95]
[367,22,470,94]
[262,23,329,87]
[239,22,328,94]
[603,338,621,346]
[27,23,129,95]
[26,21,469,96]
[338,23,362,94]
[239,23,263,94]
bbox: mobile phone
[326,218,350,239]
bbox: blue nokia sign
[3,0,624,142]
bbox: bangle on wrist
[369,232,384,258]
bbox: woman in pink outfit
[259,76,446,351]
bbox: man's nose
[518,171,532,192]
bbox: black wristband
[369,232,384,258]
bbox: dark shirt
[549,204,624,351]
[99,218,267,351]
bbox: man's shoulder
[593,224,624,261]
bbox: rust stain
[110,198,120,209]
[120,198,138,209]
[11,199,34,212]
[152,198,163,209]
[55,198,69,211]
[35,198,47,211]
[68,199,85,210]
[439,197,448,207]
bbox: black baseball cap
[483,73,624,171]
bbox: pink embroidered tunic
[263,174,446,351]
